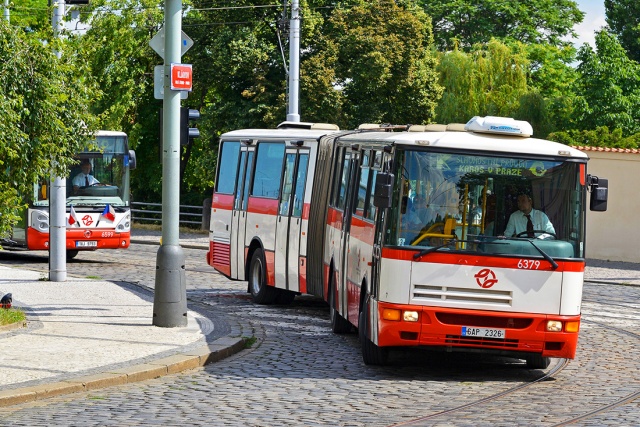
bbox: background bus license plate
[76,241,97,248]
[461,326,505,339]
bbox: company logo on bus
[474,268,498,288]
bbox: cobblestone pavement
[0,239,638,426]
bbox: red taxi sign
[170,63,192,91]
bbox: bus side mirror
[373,173,394,208]
[128,150,137,170]
[588,175,608,212]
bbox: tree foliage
[436,40,529,124]
[304,0,442,128]
[0,21,96,236]
[548,126,639,149]
[9,0,49,32]
[418,0,584,51]
[573,30,640,136]
[605,0,640,62]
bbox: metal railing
[131,199,211,230]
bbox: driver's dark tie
[85,176,89,187]
[525,214,534,238]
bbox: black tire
[359,302,389,365]
[525,354,551,369]
[248,248,277,305]
[329,277,352,334]
[66,250,79,260]
[275,289,296,305]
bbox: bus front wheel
[525,354,550,369]
[249,248,277,305]
[359,303,388,365]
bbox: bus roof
[220,128,339,140]
[337,130,589,159]
[95,130,127,137]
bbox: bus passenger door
[231,147,253,280]
[275,149,309,291]
[338,151,359,319]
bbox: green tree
[605,0,640,62]
[0,22,96,237]
[436,40,529,125]
[417,0,584,51]
[548,126,639,149]
[9,0,49,32]
[573,30,640,136]
[305,0,442,128]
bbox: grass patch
[86,275,102,280]
[0,308,26,326]
[243,336,258,348]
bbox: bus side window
[329,147,344,208]
[355,151,370,218]
[253,142,285,199]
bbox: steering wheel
[516,230,557,239]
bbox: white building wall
[582,148,640,262]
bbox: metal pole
[4,0,9,22]
[286,0,300,122]
[49,0,66,282]
[153,0,187,327]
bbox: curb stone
[0,336,246,407]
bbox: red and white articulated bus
[207,116,608,367]
[1,131,136,259]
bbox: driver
[72,159,100,193]
[503,194,555,239]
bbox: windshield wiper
[413,239,481,261]
[503,236,558,270]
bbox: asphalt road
[0,243,638,426]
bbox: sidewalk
[0,262,245,407]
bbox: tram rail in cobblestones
[389,358,570,426]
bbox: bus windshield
[32,134,132,208]
[386,149,586,259]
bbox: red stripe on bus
[264,249,276,286]
[380,247,585,272]
[247,197,279,215]
[326,206,343,229]
[349,216,375,245]
[212,193,234,210]
[299,256,308,294]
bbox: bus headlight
[546,320,563,332]
[30,211,49,232]
[403,311,419,322]
[115,215,131,232]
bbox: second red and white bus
[207,116,608,367]
[1,131,136,259]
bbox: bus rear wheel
[249,248,277,305]
[359,305,388,365]
[329,279,352,333]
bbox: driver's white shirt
[72,173,100,187]
[504,208,555,238]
